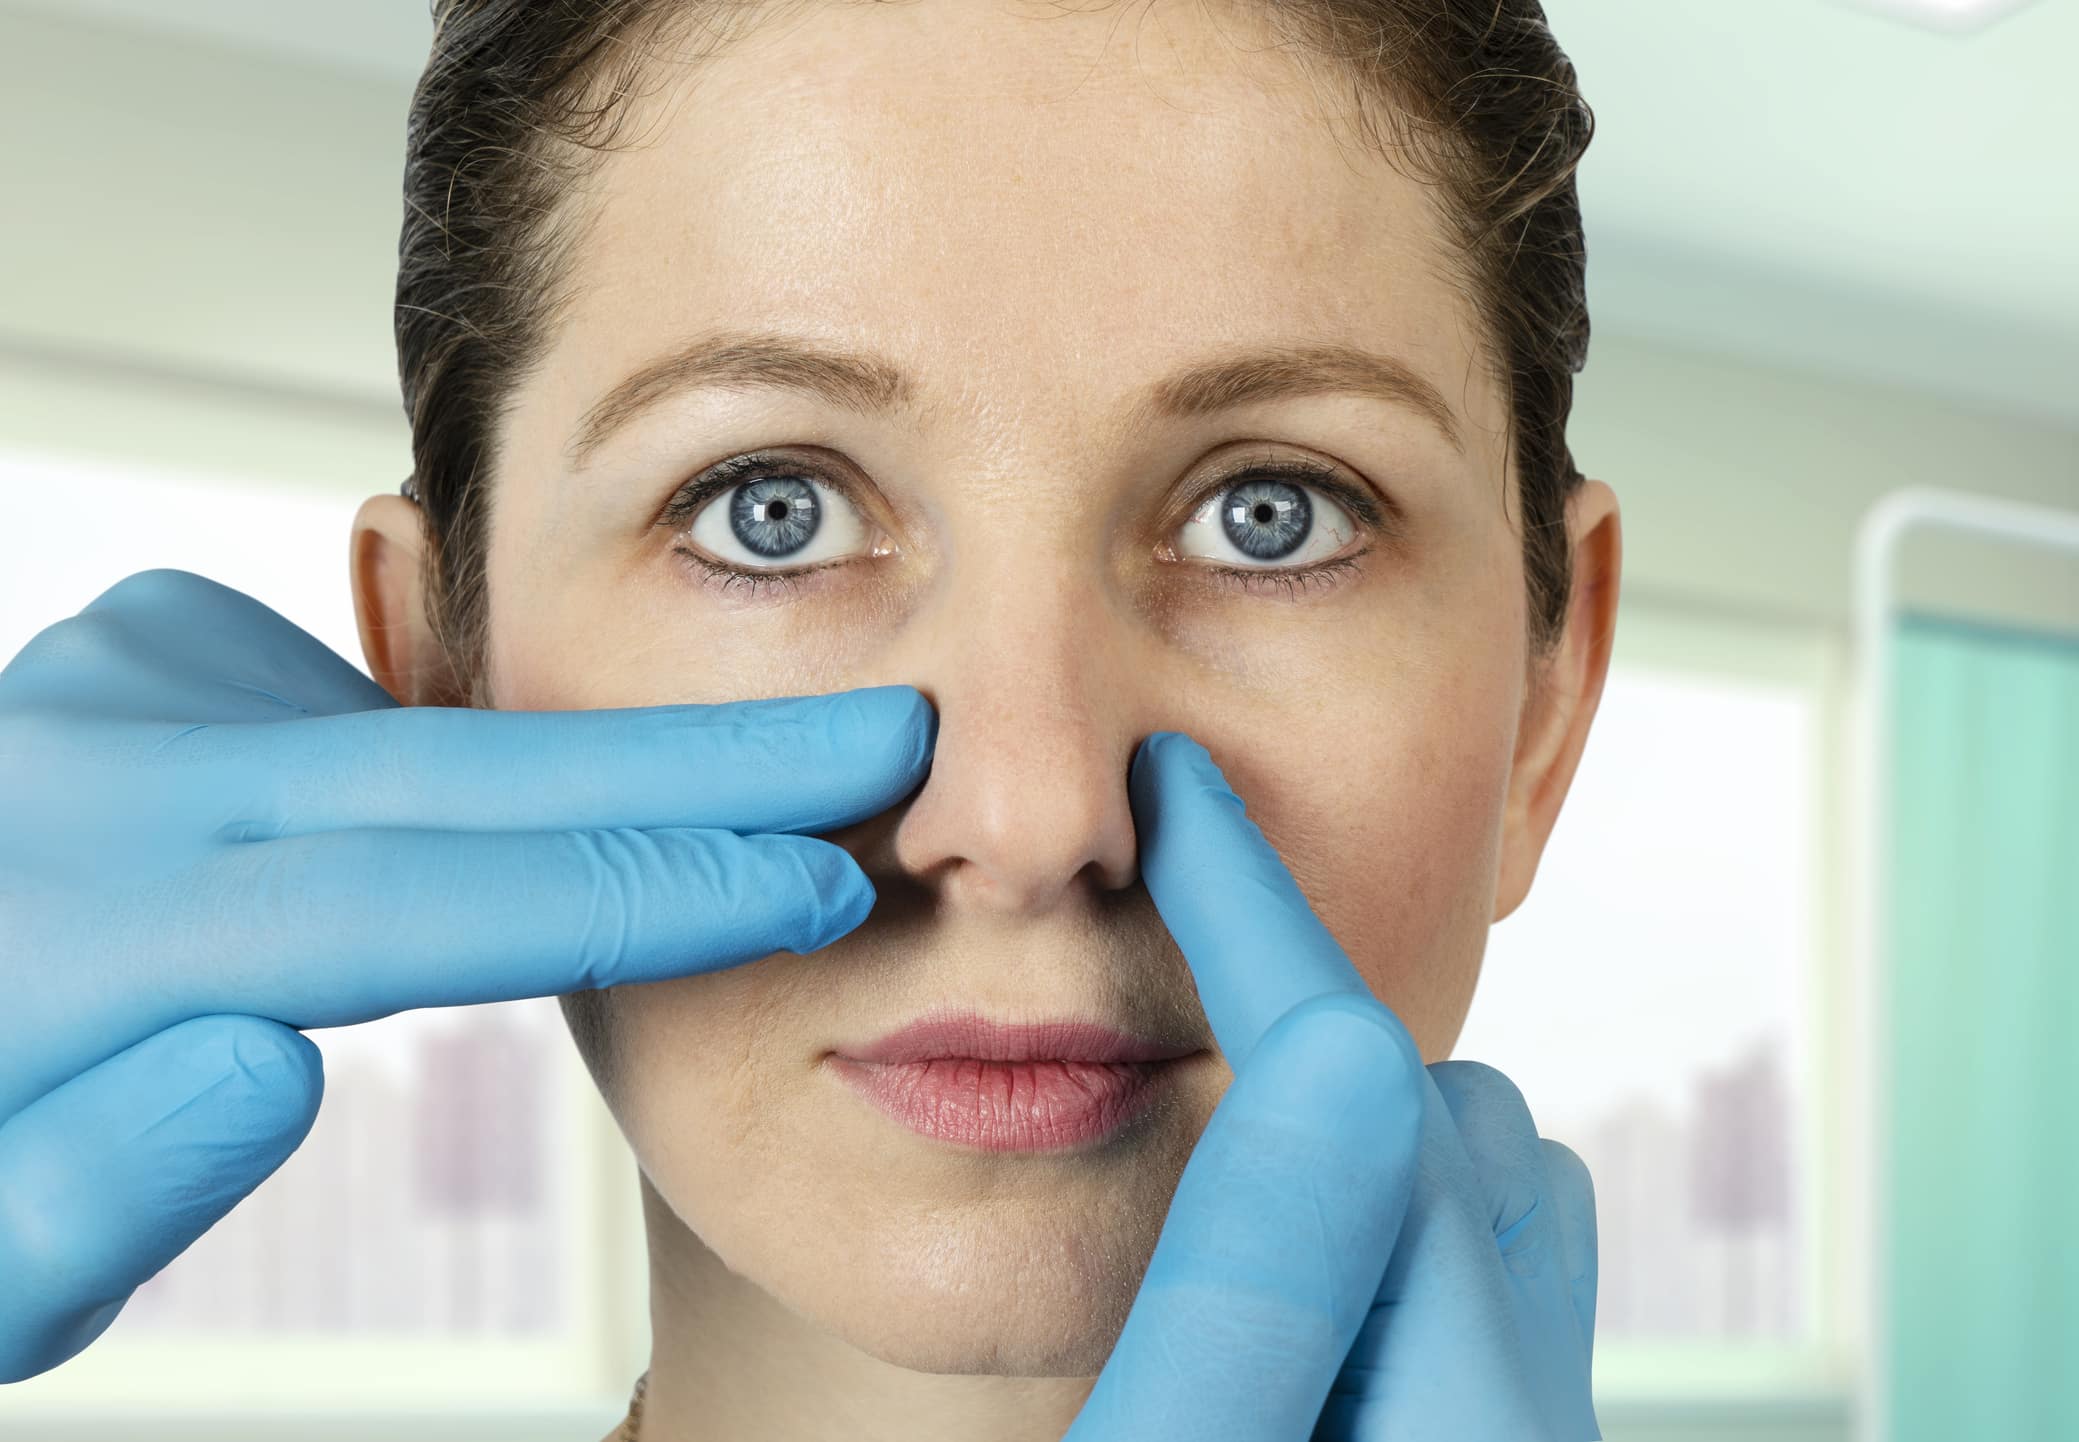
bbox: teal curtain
[1886,609,2079,1440]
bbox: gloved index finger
[1127,731,1374,1070]
[187,684,937,842]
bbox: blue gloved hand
[1068,732,1600,1442]
[0,568,936,1385]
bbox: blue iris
[1220,478,1311,560]
[730,476,821,559]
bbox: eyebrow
[566,327,1464,468]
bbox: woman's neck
[634,1178,1098,1442]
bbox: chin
[649,1053,1217,1378]
[804,1200,1161,1376]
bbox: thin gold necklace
[617,1369,649,1441]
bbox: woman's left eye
[1171,474,1364,573]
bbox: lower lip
[826,1054,1184,1152]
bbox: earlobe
[348,492,465,708]
[1490,479,1623,923]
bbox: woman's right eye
[678,471,878,574]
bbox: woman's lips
[827,1014,1202,1152]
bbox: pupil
[729,476,821,559]
[1219,478,1311,561]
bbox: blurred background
[0,0,2073,1438]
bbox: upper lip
[838,1010,1202,1065]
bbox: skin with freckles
[348,2,1621,1439]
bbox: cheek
[1212,644,1517,1062]
[483,565,617,711]
[476,534,840,1222]
[483,513,733,710]
[602,964,831,1230]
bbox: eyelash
[659,452,1384,601]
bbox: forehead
[546,0,1500,459]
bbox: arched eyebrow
[565,327,1464,469]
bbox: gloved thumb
[0,1013,323,1383]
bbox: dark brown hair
[397,0,1594,711]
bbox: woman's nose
[889,572,1144,917]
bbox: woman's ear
[1491,479,1623,923]
[349,492,468,707]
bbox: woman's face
[354,0,1617,1379]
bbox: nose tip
[887,651,1144,915]
[894,712,1143,913]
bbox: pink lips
[826,1013,1201,1152]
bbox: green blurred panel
[1886,611,2079,1441]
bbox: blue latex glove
[1068,732,1601,1442]
[0,568,936,1384]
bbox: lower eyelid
[673,545,840,597]
[1203,549,1371,599]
